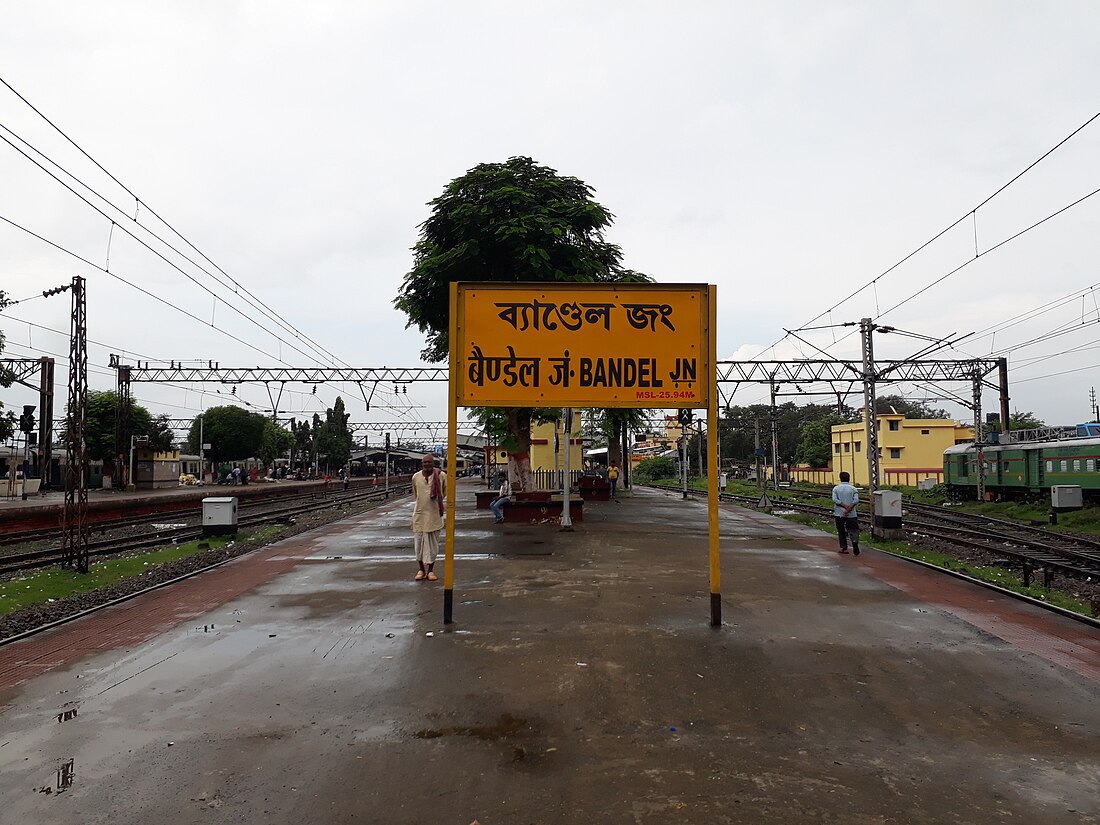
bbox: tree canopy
[793,415,842,468]
[81,391,154,461]
[394,156,649,489]
[187,406,266,463]
[394,155,649,363]
[313,397,354,472]
[874,394,949,420]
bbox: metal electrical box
[1050,485,1083,512]
[872,489,903,538]
[202,496,238,535]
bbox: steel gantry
[716,344,1008,498]
[111,360,450,428]
[0,357,55,485]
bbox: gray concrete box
[202,496,238,535]
[1050,485,1083,512]
[872,489,903,533]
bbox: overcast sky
[2,1,1099,442]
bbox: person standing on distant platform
[411,454,447,581]
[607,461,621,500]
[831,471,861,556]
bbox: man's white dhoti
[414,529,441,564]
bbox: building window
[921,429,930,435]
[844,443,850,453]
[889,448,901,459]
[855,441,861,452]
[888,421,900,431]
[834,444,841,454]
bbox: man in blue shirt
[831,471,861,556]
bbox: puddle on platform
[57,758,74,789]
[415,713,528,742]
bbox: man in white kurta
[411,454,447,581]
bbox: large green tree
[874,394,949,420]
[313,397,354,473]
[794,415,842,468]
[394,156,649,489]
[187,406,266,464]
[81,391,154,462]
[259,419,296,469]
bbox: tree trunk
[608,419,623,467]
[506,408,534,491]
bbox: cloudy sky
[2,1,1099,442]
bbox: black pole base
[710,592,721,627]
[443,588,454,624]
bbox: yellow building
[484,416,584,481]
[831,412,973,486]
[791,412,973,486]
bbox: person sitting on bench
[490,472,512,524]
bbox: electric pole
[46,277,90,573]
[860,318,879,496]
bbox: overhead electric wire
[0,214,298,365]
[762,109,1100,360]
[0,74,351,370]
[0,122,343,370]
[0,131,346,370]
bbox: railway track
[643,484,1100,582]
[0,484,412,577]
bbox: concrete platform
[0,483,1097,824]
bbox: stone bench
[577,476,611,501]
[495,495,584,523]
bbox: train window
[1073,460,1081,472]
[1089,459,1096,472]
[958,456,968,476]
[1003,461,1010,471]
[1060,460,1068,472]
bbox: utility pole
[48,277,89,573]
[1091,387,1098,422]
[696,418,704,479]
[561,408,573,529]
[860,318,880,496]
[113,358,132,489]
[38,357,54,488]
[769,380,780,490]
[198,414,206,483]
[384,431,391,492]
[998,358,1011,440]
[973,369,985,501]
[754,418,763,489]
[679,409,691,499]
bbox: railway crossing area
[1,483,1097,824]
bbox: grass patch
[0,528,282,618]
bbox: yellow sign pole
[707,285,721,626]
[444,282,458,624]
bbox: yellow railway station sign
[453,282,713,409]
[444,280,721,629]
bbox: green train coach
[944,429,1100,496]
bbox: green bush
[634,456,678,482]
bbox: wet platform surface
[1,482,1097,824]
